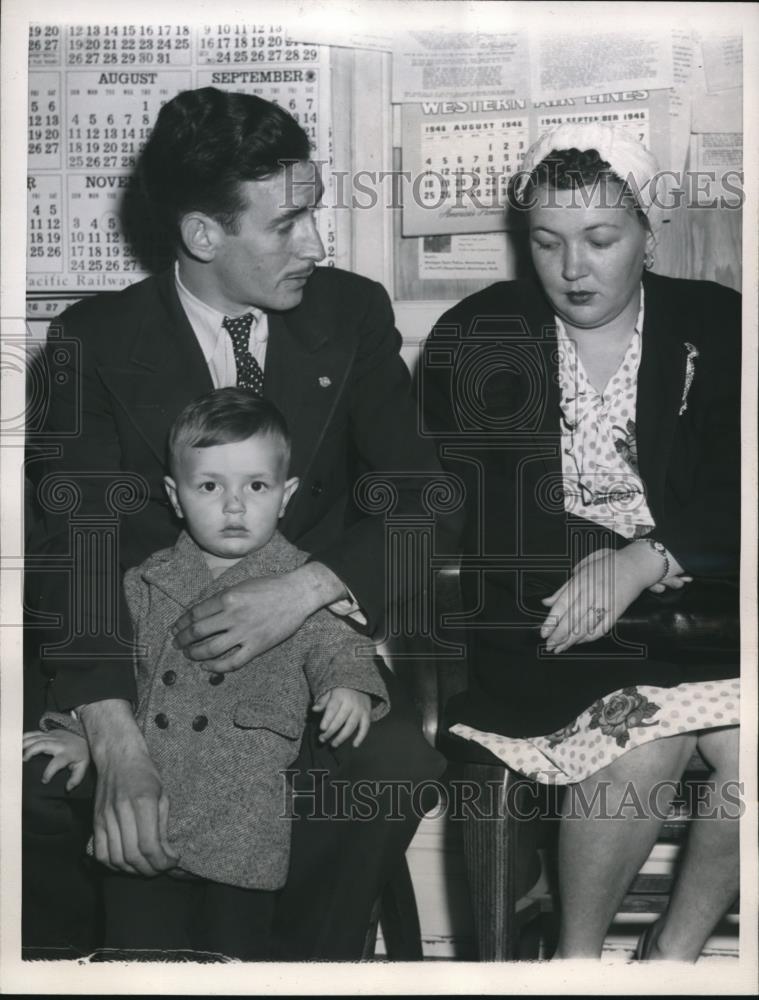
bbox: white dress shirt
[175,263,268,386]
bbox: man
[24,87,447,960]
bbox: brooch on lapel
[318,376,332,388]
[679,342,699,415]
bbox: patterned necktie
[222,313,264,395]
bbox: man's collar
[174,262,265,359]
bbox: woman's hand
[540,542,673,654]
[648,573,693,595]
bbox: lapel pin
[318,376,332,388]
[679,342,699,415]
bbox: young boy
[23,388,389,959]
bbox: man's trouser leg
[22,754,101,959]
[271,660,445,960]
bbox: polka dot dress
[557,297,654,540]
[223,313,265,395]
[452,287,739,784]
[451,679,740,785]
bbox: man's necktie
[222,313,265,395]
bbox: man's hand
[540,542,681,655]
[80,699,179,876]
[172,562,348,672]
[313,688,372,748]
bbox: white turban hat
[512,123,667,230]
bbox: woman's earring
[644,250,655,270]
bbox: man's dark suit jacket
[420,270,741,737]
[28,266,445,711]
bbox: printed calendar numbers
[28,73,62,171]
[27,174,64,275]
[198,24,319,66]
[537,109,650,147]
[421,117,529,208]
[29,24,62,67]
[27,23,337,291]
[401,94,666,239]
[323,209,337,268]
[67,174,141,276]
[197,67,321,147]
[66,24,192,67]
[27,296,81,320]
[66,71,192,170]
[197,66,330,250]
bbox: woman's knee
[598,734,697,785]
[696,726,739,778]
[566,735,698,815]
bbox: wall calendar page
[400,90,670,237]
[27,23,335,304]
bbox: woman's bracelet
[644,538,671,584]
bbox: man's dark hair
[139,87,312,240]
[168,387,292,475]
[512,147,650,231]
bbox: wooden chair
[390,564,550,960]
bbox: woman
[421,124,741,960]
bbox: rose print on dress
[450,679,739,785]
[588,687,660,747]
[612,419,640,473]
[545,721,581,748]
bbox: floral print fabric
[557,288,655,540]
[450,678,740,785]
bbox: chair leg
[458,763,518,960]
[378,856,423,960]
[457,763,544,960]
[361,896,382,959]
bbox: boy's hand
[313,688,372,748]
[23,729,91,792]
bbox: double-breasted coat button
[192,715,208,732]
[311,481,323,497]
[162,670,176,686]
[154,713,169,729]
[208,672,225,686]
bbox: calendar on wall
[26,23,337,307]
[400,90,669,237]
[405,111,530,235]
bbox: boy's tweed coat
[127,529,389,890]
[47,529,389,891]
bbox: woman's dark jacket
[421,271,741,736]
